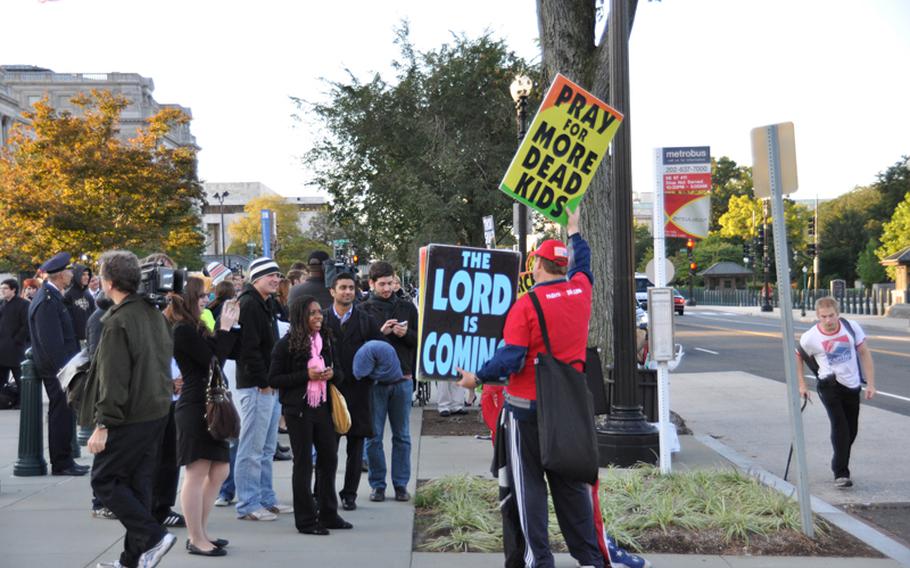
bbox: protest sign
[417,245,521,381]
[516,271,535,299]
[500,73,623,225]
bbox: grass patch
[414,466,832,553]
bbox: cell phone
[398,320,408,327]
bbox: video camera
[138,263,186,308]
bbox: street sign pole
[756,123,814,538]
[652,149,672,474]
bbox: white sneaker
[266,503,294,514]
[96,562,123,568]
[238,507,278,521]
[214,496,233,507]
[138,532,176,568]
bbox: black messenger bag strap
[527,291,553,357]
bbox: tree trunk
[537,0,626,362]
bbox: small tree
[876,192,910,280]
[856,238,887,284]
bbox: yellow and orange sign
[500,73,623,225]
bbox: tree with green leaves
[0,90,204,269]
[818,185,882,285]
[710,156,754,231]
[857,238,888,284]
[876,192,910,280]
[300,25,536,270]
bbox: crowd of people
[0,209,659,568]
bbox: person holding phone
[167,293,239,556]
[268,296,351,535]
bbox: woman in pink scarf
[268,296,351,535]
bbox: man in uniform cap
[27,252,88,475]
[288,250,333,309]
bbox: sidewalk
[696,304,910,333]
[1,395,907,567]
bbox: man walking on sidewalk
[797,296,876,488]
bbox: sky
[2,0,908,202]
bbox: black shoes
[298,523,329,535]
[323,516,353,530]
[394,486,411,502]
[273,449,292,461]
[186,540,227,557]
[370,488,385,502]
[52,464,89,476]
[340,494,357,511]
[277,443,290,453]
[210,538,229,548]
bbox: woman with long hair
[207,281,236,323]
[165,288,239,556]
[275,277,291,321]
[268,296,351,535]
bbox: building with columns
[0,65,196,149]
[201,182,326,258]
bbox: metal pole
[516,96,529,263]
[766,125,814,538]
[599,0,659,467]
[219,194,227,265]
[801,267,808,317]
[14,350,47,476]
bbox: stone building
[201,182,326,258]
[0,65,196,149]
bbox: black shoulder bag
[528,291,599,484]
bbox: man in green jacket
[82,250,176,568]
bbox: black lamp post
[761,200,773,312]
[212,191,230,265]
[510,75,532,263]
[598,0,659,467]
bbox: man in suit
[321,272,383,511]
[27,253,88,476]
[0,278,30,399]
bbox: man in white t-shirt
[797,296,876,488]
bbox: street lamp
[510,74,532,262]
[212,191,230,265]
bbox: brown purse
[205,357,241,440]
[329,383,351,434]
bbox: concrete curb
[696,434,910,567]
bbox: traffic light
[689,261,698,275]
[686,238,695,255]
[756,226,765,254]
[808,217,816,238]
[807,243,816,257]
[352,254,359,265]
[743,243,751,258]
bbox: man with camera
[28,252,87,476]
[82,250,177,568]
[797,296,876,489]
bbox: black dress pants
[338,434,365,501]
[41,375,75,471]
[152,402,179,521]
[286,405,340,530]
[817,379,861,479]
[0,366,21,389]
[91,416,168,568]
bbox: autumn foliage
[0,90,205,270]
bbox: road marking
[694,347,719,355]
[680,321,910,360]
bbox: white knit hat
[248,257,280,283]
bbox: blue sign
[260,210,272,258]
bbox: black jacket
[288,276,333,310]
[0,296,30,367]
[235,284,279,389]
[363,292,419,377]
[267,332,343,413]
[28,282,79,376]
[323,305,384,437]
[63,265,96,341]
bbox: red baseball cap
[533,239,569,267]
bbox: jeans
[816,379,861,479]
[366,380,412,490]
[234,388,281,516]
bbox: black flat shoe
[210,538,229,548]
[298,524,329,535]
[186,540,227,556]
[323,517,353,530]
[52,465,88,476]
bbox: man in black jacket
[0,279,29,398]
[321,272,384,510]
[64,264,96,342]
[28,253,87,476]
[234,257,292,521]
[288,250,333,309]
[362,261,418,502]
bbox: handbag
[329,383,351,434]
[206,357,241,440]
[528,291,599,484]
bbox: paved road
[673,308,910,417]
